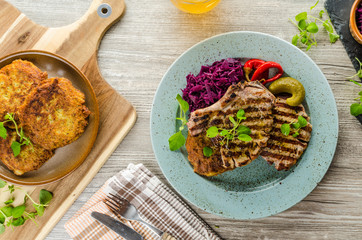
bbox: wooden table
[5,0,362,239]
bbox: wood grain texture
[0,0,136,239]
[2,0,362,239]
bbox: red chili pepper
[243,59,266,81]
[250,61,283,84]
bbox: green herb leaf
[170,94,189,150]
[295,12,307,21]
[292,35,299,45]
[310,0,319,10]
[329,32,339,43]
[0,224,4,234]
[298,20,307,30]
[0,180,6,188]
[4,198,14,205]
[236,109,245,119]
[8,185,15,194]
[39,189,53,205]
[33,204,45,217]
[358,70,362,79]
[306,44,312,51]
[238,134,252,142]
[319,10,324,18]
[293,132,300,138]
[4,114,10,120]
[203,147,213,157]
[12,205,25,219]
[206,126,219,138]
[11,217,25,227]
[307,22,319,33]
[298,115,308,128]
[0,214,4,224]
[168,131,186,151]
[322,20,333,33]
[0,123,7,140]
[292,122,300,129]
[220,130,228,136]
[350,103,362,116]
[237,125,251,135]
[281,124,291,136]
[11,141,21,157]
[229,116,237,126]
[176,94,189,113]
[301,35,308,44]
[1,206,13,218]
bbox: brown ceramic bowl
[0,50,99,185]
[350,0,362,44]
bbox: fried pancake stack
[0,60,90,175]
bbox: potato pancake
[0,59,48,121]
[19,77,91,150]
[0,130,54,176]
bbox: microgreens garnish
[348,58,362,117]
[169,94,189,151]
[203,147,213,157]
[289,0,339,51]
[206,109,252,148]
[281,115,308,137]
[0,180,53,234]
[0,113,33,157]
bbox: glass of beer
[170,0,221,14]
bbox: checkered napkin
[65,163,222,240]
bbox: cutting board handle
[70,0,126,42]
[32,0,125,67]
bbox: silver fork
[105,193,176,240]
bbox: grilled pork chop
[260,96,312,170]
[186,81,275,176]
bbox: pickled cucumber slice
[268,77,305,106]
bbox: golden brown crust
[186,132,230,177]
[19,77,91,150]
[0,130,54,176]
[0,59,48,121]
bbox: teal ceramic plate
[150,31,338,219]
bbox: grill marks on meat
[260,96,312,170]
[186,81,276,176]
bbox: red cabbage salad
[182,58,245,112]
[357,3,362,34]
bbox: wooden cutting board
[0,0,137,239]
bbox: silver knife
[91,212,144,240]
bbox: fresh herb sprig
[281,115,308,137]
[169,94,189,151]
[206,109,252,148]
[289,0,339,51]
[0,113,33,157]
[348,58,362,117]
[0,179,53,234]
